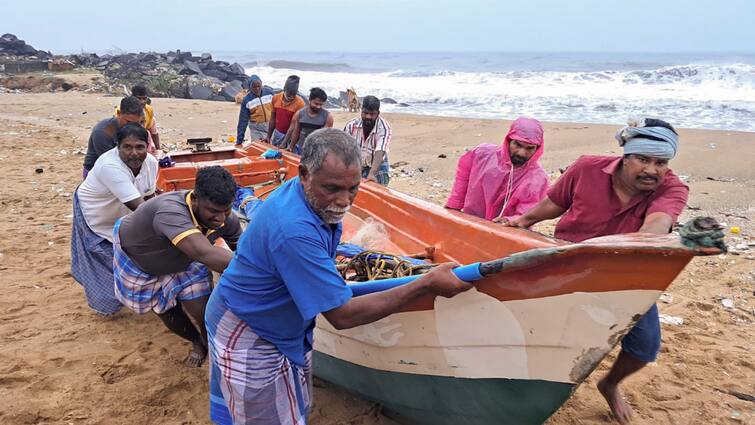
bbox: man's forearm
[266,115,275,139]
[638,212,674,235]
[325,275,433,329]
[517,197,566,227]
[152,133,160,150]
[199,247,234,274]
[368,150,385,177]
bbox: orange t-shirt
[271,93,305,133]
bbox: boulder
[185,75,224,100]
[188,84,213,100]
[0,33,51,58]
[229,62,245,75]
[201,52,212,61]
[176,51,193,62]
[220,81,242,101]
[179,60,202,75]
[380,97,398,104]
[398,102,410,107]
[203,69,229,80]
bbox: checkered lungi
[112,219,212,314]
[206,290,312,425]
[70,191,122,315]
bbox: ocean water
[214,51,755,132]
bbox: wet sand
[0,92,753,424]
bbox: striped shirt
[344,116,392,167]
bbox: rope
[678,216,727,252]
[337,249,435,282]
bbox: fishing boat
[157,141,723,425]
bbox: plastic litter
[658,314,684,325]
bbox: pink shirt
[549,155,689,243]
[446,117,548,221]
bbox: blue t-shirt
[217,177,352,366]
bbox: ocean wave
[265,60,353,72]
[244,63,755,131]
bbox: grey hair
[300,128,361,174]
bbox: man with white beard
[205,128,472,425]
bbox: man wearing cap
[266,75,305,147]
[236,75,274,146]
[502,118,688,424]
[446,117,548,222]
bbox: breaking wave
[241,60,755,131]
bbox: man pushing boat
[113,166,242,367]
[503,118,688,424]
[205,128,473,425]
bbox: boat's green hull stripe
[314,352,575,425]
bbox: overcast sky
[3,0,754,53]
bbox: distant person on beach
[205,128,472,425]
[285,87,334,154]
[113,166,242,367]
[265,75,305,147]
[83,96,144,177]
[445,117,548,221]
[236,75,274,146]
[115,85,160,153]
[502,118,688,424]
[343,96,392,185]
[71,123,158,315]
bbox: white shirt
[77,148,158,242]
[344,116,392,167]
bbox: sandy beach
[0,90,753,425]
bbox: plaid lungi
[70,191,122,315]
[112,219,212,314]
[361,159,390,186]
[207,291,312,425]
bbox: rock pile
[67,50,250,101]
[0,33,51,59]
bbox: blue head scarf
[615,118,679,160]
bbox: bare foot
[185,341,207,367]
[598,377,633,424]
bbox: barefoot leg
[597,350,647,424]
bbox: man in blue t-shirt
[206,128,472,425]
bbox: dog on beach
[344,87,360,113]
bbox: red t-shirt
[548,155,689,243]
[271,93,305,134]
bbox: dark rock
[220,83,242,101]
[179,60,202,75]
[437,154,447,158]
[398,102,410,107]
[185,75,224,100]
[176,51,193,61]
[188,84,213,100]
[209,94,226,102]
[0,33,51,58]
[203,69,229,80]
[201,53,212,61]
[381,97,398,104]
[229,63,245,75]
